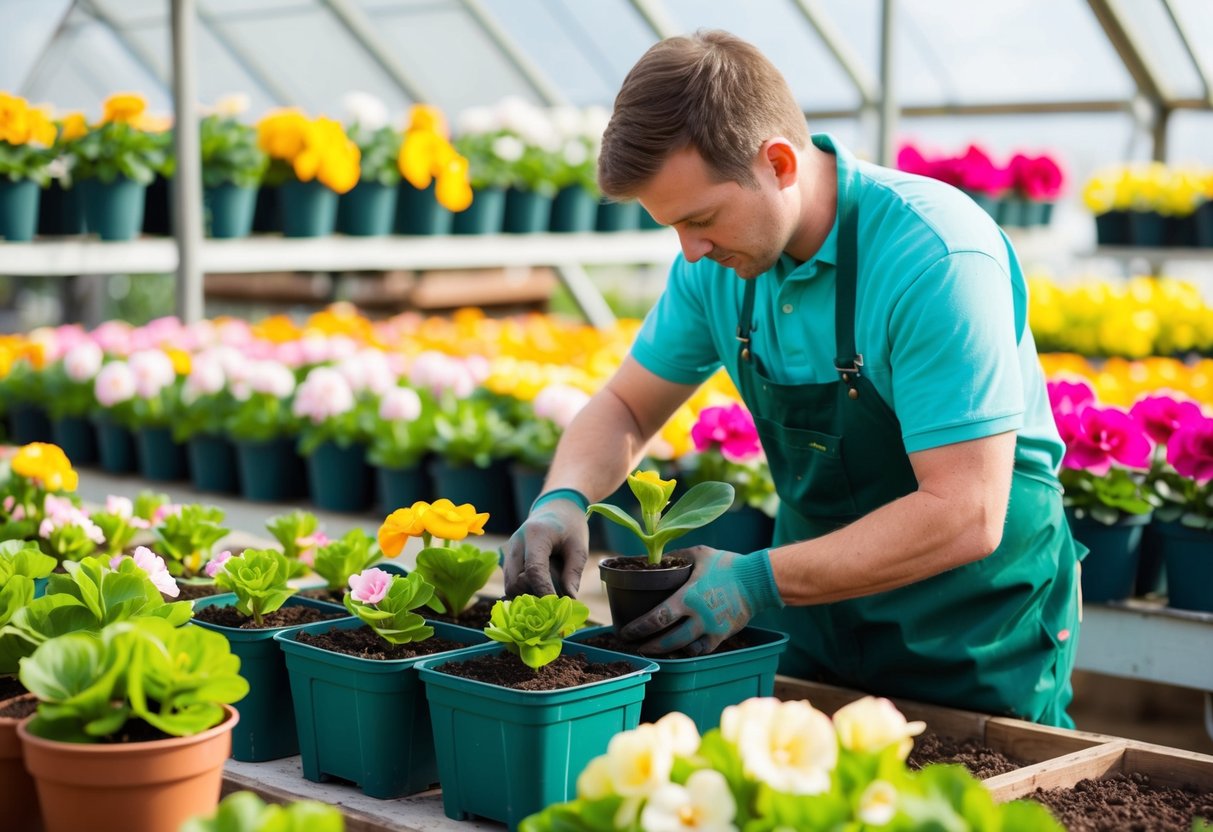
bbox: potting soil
[437,651,636,691]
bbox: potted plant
[70,92,172,240]
[16,616,247,832]
[337,94,402,237]
[276,567,487,798]
[175,348,240,493]
[367,384,437,512]
[257,109,360,237]
[126,348,190,481]
[520,696,1063,832]
[193,548,346,761]
[223,359,306,502]
[451,106,517,234]
[395,103,471,234]
[0,440,81,545]
[149,503,230,596]
[547,105,606,233]
[588,470,734,629]
[88,495,151,560]
[38,111,89,235]
[415,593,657,829]
[0,346,52,444]
[43,339,102,464]
[429,393,520,533]
[91,358,140,473]
[294,365,375,512]
[200,96,267,238]
[182,790,344,832]
[299,527,380,604]
[0,92,57,241]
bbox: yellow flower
[251,314,301,344]
[408,104,448,137]
[101,92,147,125]
[602,724,674,799]
[164,347,191,376]
[398,129,442,189]
[11,442,78,492]
[257,109,310,161]
[421,498,489,541]
[58,112,88,142]
[435,154,473,211]
[377,501,432,557]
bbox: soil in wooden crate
[1029,772,1213,831]
[0,676,28,702]
[578,630,752,659]
[295,627,466,661]
[436,651,636,691]
[907,731,1028,779]
[423,596,499,630]
[192,604,344,629]
[0,696,37,720]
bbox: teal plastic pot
[79,176,147,241]
[275,619,488,798]
[252,184,279,233]
[0,179,40,241]
[549,185,596,233]
[1022,200,1051,227]
[9,403,53,444]
[1155,522,1213,613]
[50,416,98,466]
[996,197,1028,228]
[502,187,552,234]
[451,187,505,235]
[395,182,452,235]
[1095,210,1131,246]
[188,433,240,494]
[569,625,789,732]
[235,437,307,501]
[279,179,339,238]
[305,440,374,512]
[677,505,775,553]
[1196,201,1213,248]
[428,458,516,534]
[135,426,189,481]
[192,593,349,762]
[596,200,640,232]
[1129,210,1164,247]
[38,180,86,235]
[204,183,258,239]
[1136,520,1168,597]
[337,181,398,237]
[1067,510,1149,604]
[92,416,137,473]
[376,462,431,513]
[962,190,999,220]
[416,642,655,829]
[509,463,547,525]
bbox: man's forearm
[541,388,652,503]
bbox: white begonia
[652,711,701,757]
[248,360,296,398]
[94,360,137,408]
[494,95,537,135]
[832,696,925,760]
[213,93,250,117]
[491,135,524,163]
[721,698,838,795]
[456,105,497,136]
[128,349,176,399]
[293,366,355,422]
[857,780,898,826]
[342,90,389,130]
[639,769,738,832]
[562,139,588,167]
[378,386,422,422]
[575,755,614,800]
[602,724,674,799]
[184,352,226,402]
[550,106,583,140]
[63,341,103,382]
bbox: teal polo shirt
[631,134,1063,489]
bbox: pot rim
[16,702,239,754]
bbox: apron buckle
[835,355,863,398]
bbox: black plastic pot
[598,558,692,631]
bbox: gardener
[503,30,1083,727]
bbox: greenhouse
[0,1,1212,830]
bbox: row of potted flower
[1084,163,1213,248]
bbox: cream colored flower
[575,755,613,800]
[652,711,700,757]
[603,724,673,798]
[721,698,837,795]
[639,769,737,832]
[832,696,925,760]
[857,780,898,826]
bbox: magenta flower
[1129,395,1204,446]
[691,404,762,463]
[1057,406,1152,475]
[1010,153,1065,201]
[896,144,932,177]
[1166,417,1213,484]
[1048,379,1095,421]
[349,567,392,605]
[950,145,1010,195]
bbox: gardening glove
[618,546,784,656]
[503,488,591,599]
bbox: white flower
[379,386,422,422]
[652,711,701,757]
[292,366,355,423]
[550,106,583,140]
[94,361,136,407]
[185,352,226,400]
[858,780,898,826]
[63,341,103,382]
[562,139,588,167]
[532,384,590,430]
[721,698,837,795]
[122,545,179,598]
[342,90,389,130]
[639,769,737,832]
[247,360,296,398]
[576,755,614,800]
[213,93,250,117]
[339,349,395,394]
[832,696,925,760]
[603,724,673,799]
[491,135,524,163]
[128,349,176,399]
[456,105,497,136]
[105,495,134,518]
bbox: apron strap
[833,161,863,396]
[737,277,757,364]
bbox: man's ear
[761,138,799,188]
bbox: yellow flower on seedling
[377,501,432,557]
[251,314,301,344]
[11,442,78,493]
[409,104,448,136]
[832,695,926,760]
[435,154,473,211]
[422,498,489,542]
[628,470,676,506]
[858,780,899,826]
[101,92,147,125]
[58,112,88,142]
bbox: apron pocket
[755,417,859,516]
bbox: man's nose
[677,230,712,263]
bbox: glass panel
[1106,0,1203,100]
[0,0,72,94]
[1168,111,1213,166]
[200,0,314,16]
[88,0,166,26]
[1171,0,1213,96]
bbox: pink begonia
[1056,406,1152,476]
[41,496,106,546]
[348,567,392,605]
[273,340,305,368]
[215,318,253,348]
[379,386,423,422]
[407,351,476,399]
[1047,379,1095,419]
[299,335,329,365]
[327,336,359,362]
[204,550,233,578]
[63,341,104,383]
[129,349,177,399]
[296,532,329,567]
[45,324,88,363]
[1166,417,1213,484]
[464,355,490,385]
[152,503,182,524]
[533,384,591,430]
[1129,395,1204,446]
[117,545,180,597]
[292,366,355,423]
[184,352,226,400]
[1010,153,1065,201]
[247,360,296,398]
[339,350,395,395]
[691,403,763,462]
[91,321,134,356]
[896,145,932,177]
[94,361,137,407]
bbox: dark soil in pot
[577,630,753,659]
[0,676,28,702]
[1028,773,1213,831]
[108,718,174,744]
[167,582,225,602]
[907,731,1027,779]
[193,604,344,629]
[436,652,635,691]
[0,696,36,720]
[294,628,465,660]
[424,596,499,630]
[599,556,693,629]
[298,586,346,605]
[600,556,691,572]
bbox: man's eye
[686,218,712,229]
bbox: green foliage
[431,395,517,468]
[342,571,436,646]
[40,361,97,420]
[453,131,517,191]
[413,542,497,618]
[297,398,374,456]
[484,594,588,670]
[0,541,55,674]
[349,123,403,187]
[224,391,301,443]
[311,528,379,591]
[502,415,562,470]
[0,139,56,185]
[20,617,248,743]
[1061,467,1153,525]
[588,477,735,565]
[200,115,268,189]
[89,507,142,557]
[0,540,56,585]
[40,520,102,563]
[71,120,172,185]
[680,452,778,518]
[152,504,230,578]
[212,549,297,627]
[181,791,344,832]
[133,489,170,522]
[264,510,320,577]
[1147,468,1213,531]
[172,388,236,443]
[366,389,437,469]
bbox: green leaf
[414,543,497,617]
[585,504,644,538]
[213,549,298,625]
[485,595,588,669]
[312,528,379,591]
[343,572,437,645]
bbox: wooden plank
[1121,745,1213,790]
[983,741,1129,803]
[985,719,1110,761]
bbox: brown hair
[598,29,810,198]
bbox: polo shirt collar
[779,133,850,280]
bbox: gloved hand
[618,546,784,656]
[503,489,591,598]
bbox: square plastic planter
[568,625,789,732]
[415,642,657,830]
[274,618,488,799]
[192,593,349,762]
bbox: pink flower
[152,503,182,524]
[949,145,1010,195]
[94,361,137,407]
[184,352,226,400]
[1129,395,1204,446]
[1010,153,1064,201]
[1048,379,1095,419]
[204,549,233,578]
[533,384,590,430]
[63,342,104,383]
[114,546,179,596]
[691,404,762,462]
[379,386,423,422]
[896,144,932,177]
[128,349,176,399]
[348,567,392,604]
[105,495,134,517]
[1057,406,1152,475]
[292,366,355,423]
[296,531,329,566]
[1166,417,1213,484]
[247,360,296,398]
[91,321,133,356]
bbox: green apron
[745,138,1082,727]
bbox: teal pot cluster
[187,433,240,494]
[676,505,776,553]
[38,181,86,236]
[337,181,398,237]
[204,183,258,238]
[595,200,640,232]
[0,179,40,241]
[92,416,137,473]
[1067,510,1150,604]
[234,437,307,502]
[502,187,552,234]
[275,618,488,798]
[427,458,517,535]
[135,426,190,481]
[8,403,53,444]
[279,179,339,238]
[548,185,596,233]
[1155,522,1213,613]
[451,187,505,235]
[415,642,656,830]
[50,416,98,466]
[79,176,147,241]
[395,182,453,235]
[376,462,431,514]
[306,441,374,512]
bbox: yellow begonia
[398,103,470,211]
[378,501,432,557]
[58,112,88,142]
[250,314,301,344]
[11,442,78,492]
[420,498,489,541]
[101,92,147,125]
[0,93,56,147]
[258,109,310,161]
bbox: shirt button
[782,303,793,314]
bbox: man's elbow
[965,500,1005,561]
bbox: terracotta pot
[17,703,238,832]
[0,694,40,832]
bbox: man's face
[635,146,794,279]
